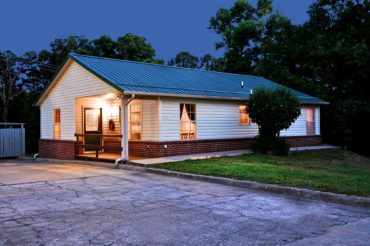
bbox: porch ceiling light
[105,93,117,99]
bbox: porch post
[121,95,129,160]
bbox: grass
[152,149,370,196]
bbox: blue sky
[0,0,314,60]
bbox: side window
[306,107,315,135]
[129,102,142,140]
[54,109,61,139]
[239,105,251,125]
[180,104,196,140]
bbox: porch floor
[76,152,144,162]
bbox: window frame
[239,105,251,125]
[129,102,143,141]
[179,103,197,140]
[53,108,61,140]
[305,107,316,136]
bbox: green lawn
[152,149,370,196]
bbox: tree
[199,54,225,71]
[0,51,20,122]
[210,0,370,155]
[278,0,370,153]
[168,51,199,68]
[209,0,278,74]
[248,87,301,154]
[168,51,224,71]
[92,35,117,58]
[116,33,156,62]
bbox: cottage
[35,54,327,161]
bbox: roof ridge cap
[69,53,263,79]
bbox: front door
[84,108,102,151]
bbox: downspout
[115,93,135,168]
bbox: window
[129,103,142,140]
[239,105,251,125]
[180,104,196,140]
[306,108,315,135]
[53,109,61,139]
[84,108,102,133]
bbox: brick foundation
[39,136,321,160]
[39,139,76,160]
[129,138,253,158]
[285,136,321,147]
[129,136,321,158]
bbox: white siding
[142,99,160,141]
[160,98,259,141]
[160,98,180,141]
[40,61,119,141]
[160,97,321,141]
[280,108,307,136]
[280,106,321,136]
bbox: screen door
[84,108,102,151]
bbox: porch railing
[75,133,122,158]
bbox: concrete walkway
[131,145,338,165]
[290,144,339,152]
[131,149,252,165]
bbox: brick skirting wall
[39,136,321,160]
[129,136,321,158]
[129,138,253,158]
[39,139,76,160]
[285,136,321,147]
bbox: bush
[248,87,300,155]
[272,137,290,156]
[251,135,271,154]
[251,135,290,155]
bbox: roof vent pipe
[241,81,244,88]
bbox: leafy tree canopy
[210,0,370,154]
[209,0,290,74]
[20,34,159,93]
[168,51,224,71]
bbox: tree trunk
[3,105,8,122]
[1,100,8,122]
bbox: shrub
[248,87,300,155]
[272,137,291,155]
[251,135,290,155]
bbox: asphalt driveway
[0,159,369,245]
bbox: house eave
[123,90,328,105]
[33,58,73,107]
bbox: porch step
[75,155,116,163]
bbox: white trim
[123,91,329,105]
[121,96,129,160]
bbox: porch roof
[69,54,327,104]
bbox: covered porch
[74,92,158,162]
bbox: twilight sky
[0,0,314,60]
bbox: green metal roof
[68,53,327,104]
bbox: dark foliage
[210,0,370,155]
[248,87,300,155]
[168,51,224,71]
